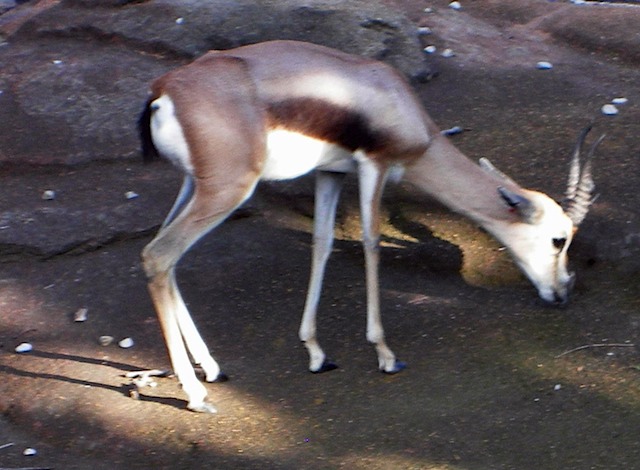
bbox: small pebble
[441,126,464,136]
[175,17,184,25]
[601,104,619,115]
[611,97,628,105]
[423,45,437,54]
[52,60,62,65]
[23,447,37,456]
[417,26,432,36]
[441,48,455,58]
[98,335,114,346]
[424,7,433,13]
[74,307,88,322]
[119,337,134,349]
[536,61,553,70]
[15,343,33,353]
[125,191,139,200]
[449,1,462,10]
[553,384,562,391]
[41,190,56,200]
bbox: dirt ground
[1,1,640,469]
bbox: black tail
[138,98,160,164]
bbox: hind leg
[142,181,257,412]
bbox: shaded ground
[1,1,640,469]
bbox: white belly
[261,129,355,180]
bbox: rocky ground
[0,1,639,469]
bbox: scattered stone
[611,97,628,105]
[98,335,114,346]
[175,17,184,25]
[601,104,619,115]
[417,26,432,36]
[22,447,37,456]
[441,126,464,136]
[119,337,134,349]
[449,1,462,10]
[553,384,562,391]
[125,191,139,200]
[423,45,437,54]
[536,61,553,70]
[74,307,88,322]
[15,342,33,353]
[41,190,56,200]
[441,48,455,58]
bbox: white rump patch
[262,129,355,180]
[150,95,193,174]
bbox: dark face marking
[552,237,567,251]
[267,98,390,153]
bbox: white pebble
[441,48,455,58]
[41,190,56,200]
[601,104,619,115]
[15,343,33,353]
[424,7,433,14]
[611,97,628,105]
[23,447,37,456]
[553,384,562,391]
[119,337,134,349]
[125,191,139,200]
[441,126,464,136]
[449,1,462,10]
[423,45,437,54]
[536,61,553,70]
[74,307,88,322]
[52,60,62,65]
[417,26,432,36]
[98,335,114,346]
[175,17,184,25]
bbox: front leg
[357,155,406,374]
[299,171,345,372]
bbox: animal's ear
[498,187,543,224]
[479,158,517,186]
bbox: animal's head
[481,127,604,305]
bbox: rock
[0,0,432,166]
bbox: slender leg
[299,171,346,372]
[356,155,405,374]
[142,182,257,411]
[162,175,194,229]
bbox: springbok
[138,40,600,412]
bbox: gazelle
[139,40,600,412]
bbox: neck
[402,132,515,231]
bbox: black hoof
[380,361,407,375]
[311,360,339,374]
[212,372,229,383]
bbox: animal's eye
[552,238,567,250]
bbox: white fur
[261,129,355,180]
[150,95,194,174]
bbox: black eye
[552,238,567,250]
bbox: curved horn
[564,127,605,226]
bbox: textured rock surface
[0,0,432,165]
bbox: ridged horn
[563,126,605,226]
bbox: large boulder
[0,0,432,165]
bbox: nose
[553,291,569,306]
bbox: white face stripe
[150,95,194,174]
[261,129,355,180]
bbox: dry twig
[555,343,635,359]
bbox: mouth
[539,272,575,307]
